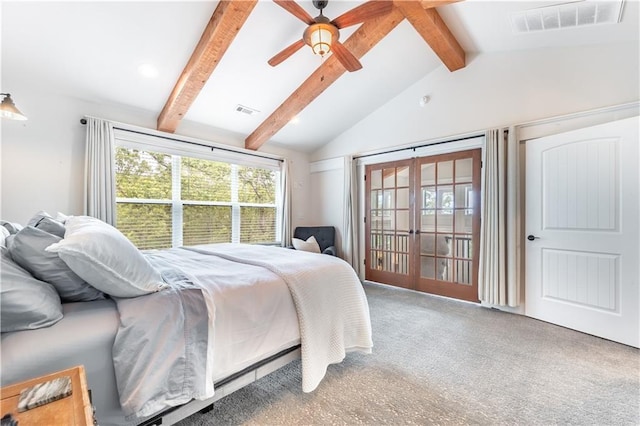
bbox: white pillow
[292,235,321,253]
[46,216,167,298]
[0,226,10,247]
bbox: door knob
[527,235,540,241]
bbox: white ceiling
[2,0,638,153]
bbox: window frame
[114,129,283,249]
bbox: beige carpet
[177,282,640,425]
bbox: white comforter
[190,244,374,392]
[113,244,372,420]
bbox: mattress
[0,300,125,425]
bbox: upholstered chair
[292,226,336,256]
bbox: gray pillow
[1,247,63,332]
[8,226,105,302]
[34,216,66,238]
[1,220,23,235]
[27,210,52,227]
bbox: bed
[0,214,373,425]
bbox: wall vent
[510,1,624,34]
[235,104,260,115]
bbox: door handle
[527,235,540,241]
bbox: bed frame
[139,345,301,426]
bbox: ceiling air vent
[235,104,260,115]
[510,1,624,33]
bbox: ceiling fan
[268,0,393,72]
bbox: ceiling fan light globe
[304,22,339,57]
[313,41,331,56]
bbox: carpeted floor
[176,282,640,425]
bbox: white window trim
[114,132,282,247]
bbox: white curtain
[478,127,520,306]
[342,155,360,274]
[85,117,116,225]
[279,158,292,247]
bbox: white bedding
[2,243,372,424]
[113,246,302,420]
[190,243,373,392]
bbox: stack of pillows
[1,212,167,333]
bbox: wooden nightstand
[0,365,94,425]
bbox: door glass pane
[422,186,436,209]
[421,163,435,185]
[396,211,410,232]
[397,188,409,209]
[436,234,453,257]
[420,233,435,255]
[383,168,395,188]
[383,190,394,209]
[455,158,473,182]
[438,186,454,212]
[440,258,453,281]
[437,161,453,184]
[370,233,382,250]
[397,166,410,187]
[383,251,393,272]
[371,189,381,209]
[420,256,435,279]
[455,260,472,285]
[383,233,394,251]
[371,169,382,189]
[397,254,409,274]
[383,211,395,230]
[396,234,409,253]
[372,250,382,270]
[454,234,473,259]
[437,211,453,233]
[371,210,382,230]
[455,184,472,209]
[455,210,473,233]
[421,210,436,232]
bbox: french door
[365,150,481,302]
[365,160,415,289]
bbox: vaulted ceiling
[156,0,466,151]
[3,1,637,154]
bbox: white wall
[309,42,639,258]
[312,42,640,161]
[0,86,311,226]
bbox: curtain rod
[353,134,484,160]
[80,118,284,163]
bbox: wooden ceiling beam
[245,8,405,151]
[395,0,465,71]
[157,0,258,133]
[420,0,462,9]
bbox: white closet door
[525,116,639,348]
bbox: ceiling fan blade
[273,0,315,25]
[331,41,362,72]
[268,39,306,67]
[331,0,393,29]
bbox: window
[115,145,281,250]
